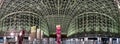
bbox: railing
[21,38,120,44]
[0,37,119,44]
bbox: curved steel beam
[0,11,50,36]
[73,12,117,23]
[67,12,118,36]
[0,0,4,8]
[0,11,42,21]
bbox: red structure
[56,25,61,44]
[18,29,25,44]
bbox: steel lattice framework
[0,0,120,37]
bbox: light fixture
[10,32,14,36]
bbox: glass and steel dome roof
[0,0,120,37]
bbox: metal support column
[84,37,88,44]
[80,39,84,44]
[4,36,7,44]
[97,37,101,44]
[109,38,112,44]
[116,38,119,44]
